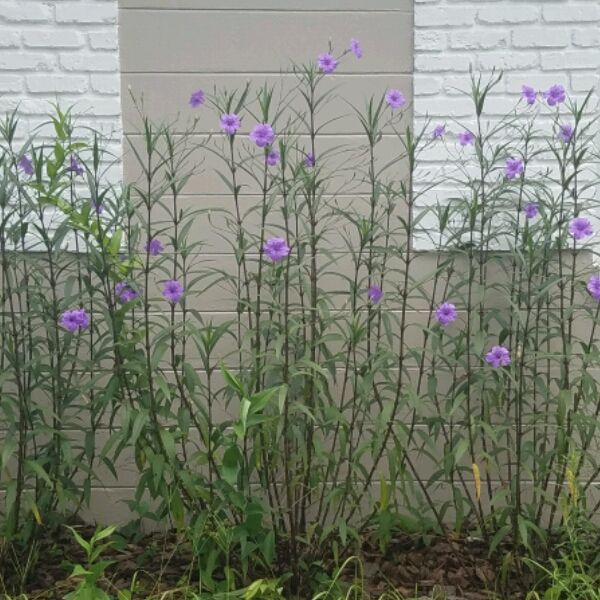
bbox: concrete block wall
[1,0,600,527]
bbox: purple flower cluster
[435,302,457,326]
[368,285,382,304]
[61,308,89,332]
[19,156,33,176]
[588,275,600,300]
[569,217,593,241]
[318,53,338,74]
[544,85,566,107]
[432,125,445,139]
[305,152,315,167]
[90,200,104,215]
[521,86,537,105]
[220,113,242,135]
[116,282,141,302]
[163,280,184,303]
[504,158,524,180]
[189,90,205,108]
[459,131,475,147]
[559,124,574,143]
[264,237,290,261]
[385,89,405,110]
[523,203,538,219]
[145,238,164,256]
[249,123,275,148]
[350,39,363,59]
[265,150,280,166]
[485,346,511,368]
[67,156,83,176]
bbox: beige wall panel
[119,10,412,74]
[122,74,413,135]
[121,1,413,11]
[124,134,411,196]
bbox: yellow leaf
[566,467,578,507]
[472,462,481,500]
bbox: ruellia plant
[3,38,600,593]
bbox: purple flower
[116,282,140,302]
[90,200,104,215]
[521,85,537,105]
[569,217,593,241]
[559,124,574,143]
[544,85,566,107]
[368,285,382,304]
[588,275,600,300]
[61,308,89,332]
[305,152,315,167]
[61,311,80,332]
[385,89,405,110]
[19,155,33,176]
[504,158,524,180]
[350,39,363,59]
[67,156,83,176]
[163,280,184,303]
[263,237,290,262]
[432,125,445,139]
[265,149,280,166]
[220,113,241,135]
[145,238,164,256]
[318,53,338,74]
[436,302,457,326]
[458,131,475,147]
[485,346,511,368]
[249,123,275,148]
[189,90,205,108]
[523,203,538,219]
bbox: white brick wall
[413,0,600,247]
[0,0,121,179]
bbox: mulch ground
[0,519,534,600]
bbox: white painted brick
[91,74,120,95]
[23,29,84,49]
[0,3,52,23]
[26,74,88,94]
[477,51,539,71]
[572,27,600,47]
[415,7,477,27]
[444,74,506,95]
[543,4,600,23]
[415,53,474,72]
[414,75,443,96]
[541,50,599,70]
[59,52,118,72]
[415,97,473,117]
[0,75,22,93]
[0,28,20,48]
[69,98,122,116]
[512,27,570,48]
[505,73,570,94]
[449,30,508,50]
[55,3,117,25]
[0,52,54,71]
[571,73,600,93]
[478,6,539,24]
[88,31,118,51]
[415,31,446,51]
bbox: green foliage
[2,45,600,596]
[63,525,117,600]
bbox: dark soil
[0,519,532,600]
